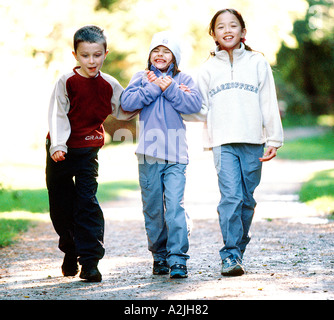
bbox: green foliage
[96,180,139,203]
[281,113,318,128]
[299,169,334,202]
[101,50,131,88]
[275,0,334,116]
[278,130,334,160]
[0,180,139,214]
[95,0,119,11]
[0,180,138,247]
[299,168,334,215]
[278,127,334,215]
[0,188,49,213]
[281,114,334,128]
[0,218,34,247]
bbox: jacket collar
[150,63,175,76]
[214,42,246,63]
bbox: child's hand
[152,76,163,87]
[159,76,172,92]
[179,83,191,93]
[146,71,166,90]
[146,71,172,91]
[146,70,158,83]
[259,146,277,162]
[51,150,66,162]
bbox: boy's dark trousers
[46,141,105,266]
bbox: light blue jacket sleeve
[121,71,162,111]
[162,74,202,115]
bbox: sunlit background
[1,1,334,298]
[0,0,333,189]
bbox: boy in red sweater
[46,25,136,282]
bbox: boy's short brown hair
[73,25,107,53]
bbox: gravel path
[0,125,333,302]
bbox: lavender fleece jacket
[121,64,202,164]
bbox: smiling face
[212,11,247,53]
[72,41,108,78]
[149,45,174,72]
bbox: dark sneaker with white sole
[153,261,169,275]
[221,257,245,276]
[170,264,188,278]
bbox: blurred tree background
[0,0,333,165]
[275,0,334,119]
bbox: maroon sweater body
[65,67,113,148]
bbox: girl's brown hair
[209,9,253,52]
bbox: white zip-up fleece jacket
[196,43,283,149]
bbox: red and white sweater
[47,67,136,155]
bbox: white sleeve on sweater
[100,72,139,121]
[48,74,71,156]
[258,60,284,148]
[181,70,209,122]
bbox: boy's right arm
[48,75,71,158]
[121,71,162,112]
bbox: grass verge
[0,218,34,247]
[278,129,334,217]
[0,180,139,214]
[278,130,334,160]
[0,180,139,247]
[0,212,47,247]
[299,168,334,218]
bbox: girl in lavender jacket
[121,31,202,278]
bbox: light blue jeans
[138,155,190,267]
[213,144,264,261]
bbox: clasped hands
[145,70,191,93]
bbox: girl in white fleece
[197,9,283,276]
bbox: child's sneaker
[221,257,245,276]
[79,262,102,282]
[153,261,169,275]
[170,264,188,278]
[61,254,79,276]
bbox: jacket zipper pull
[231,63,234,80]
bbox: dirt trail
[0,126,333,302]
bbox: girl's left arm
[162,74,202,114]
[110,77,139,121]
[259,60,284,149]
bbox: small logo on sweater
[85,135,103,141]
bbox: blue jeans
[138,155,190,266]
[213,144,264,260]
